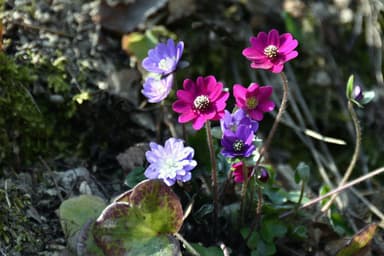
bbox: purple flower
[242,29,298,73]
[144,138,197,186]
[141,74,173,103]
[142,39,184,76]
[221,125,255,158]
[220,109,259,134]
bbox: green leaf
[124,167,146,188]
[294,162,310,183]
[346,75,354,100]
[260,219,288,243]
[336,223,377,256]
[93,180,184,255]
[191,243,224,256]
[59,195,106,238]
[121,32,158,61]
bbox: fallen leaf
[336,223,377,256]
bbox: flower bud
[257,168,269,183]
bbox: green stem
[296,181,305,209]
[205,121,219,229]
[321,100,361,212]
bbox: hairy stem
[246,71,289,241]
[205,121,219,230]
[240,161,249,225]
[321,100,361,212]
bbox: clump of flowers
[144,137,197,186]
[141,39,184,103]
[242,29,298,73]
[172,75,229,130]
[233,83,275,121]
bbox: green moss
[0,53,79,169]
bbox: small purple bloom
[220,109,259,134]
[257,168,269,183]
[141,74,173,103]
[353,85,363,101]
[142,39,184,76]
[144,137,197,186]
[221,125,255,158]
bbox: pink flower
[172,76,229,130]
[242,29,298,73]
[233,83,275,121]
[232,162,252,183]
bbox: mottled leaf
[93,180,183,255]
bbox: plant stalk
[246,71,289,241]
[321,100,361,212]
[205,121,219,230]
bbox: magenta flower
[142,39,184,76]
[232,162,253,183]
[233,83,275,121]
[242,29,298,73]
[141,74,173,103]
[172,76,229,130]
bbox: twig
[9,20,73,38]
[219,241,230,256]
[175,233,199,256]
[279,167,384,218]
[205,121,219,233]
[321,101,361,212]
[4,179,11,208]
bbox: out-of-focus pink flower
[232,162,252,183]
[172,76,229,130]
[233,83,275,121]
[242,29,298,73]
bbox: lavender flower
[221,125,255,158]
[141,74,173,103]
[144,138,197,186]
[142,39,184,76]
[220,109,259,134]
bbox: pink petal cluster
[232,162,252,183]
[172,76,229,130]
[233,83,275,121]
[242,29,298,73]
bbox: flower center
[159,158,180,178]
[264,45,278,59]
[193,95,210,111]
[246,97,258,109]
[232,139,244,152]
[158,57,175,71]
